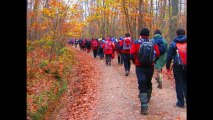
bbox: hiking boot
[139,93,148,115]
[147,89,152,103]
[176,102,184,108]
[125,71,129,76]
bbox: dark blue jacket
[166,35,187,69]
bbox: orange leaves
[144,17,152,23]
[42,8,52,17]
[27,11,35,17]
[61,47,101,119]
[50,0,57,7]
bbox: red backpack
[122,38,131,50]
[93,41,98,49]
[104,41,113,50]
[176,42,187,65]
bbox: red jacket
[130,36,160,66]
[121,37,132,54]
[91,40,99,50]
[102,39,115,54]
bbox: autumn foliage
[27,39,76,119]
[27,38,101,119]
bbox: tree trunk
[138,0,144,34]
[161,0,167,31]
[170,0,179,42]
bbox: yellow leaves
[43,8,50,15]
[42,8,56,17]
[58,13,64,17]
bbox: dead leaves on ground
[57,47,101,119]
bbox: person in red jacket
[120,33,132,76]
[91,38,99,58]
[130,28,160,115]
[102,38,115,66]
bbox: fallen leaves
[64,48,101,119]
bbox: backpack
[154,38,166,55]
[176,42,187,66]
[115,42,121,50]
[137,39,155,66]
[123,38,131,50]
[98,43,103,52]
[93,41,98,49]
[104,41,112,50]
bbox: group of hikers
[68,28,187,115]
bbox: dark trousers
[118,53,123,64]
[122,53,131,71]
[99,53,104,59]
[136,66,154,93]
[105,54,112,65]
[173,65,187,105]
[93,49,98,58]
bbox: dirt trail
[88,51,186,120]
[47,46,186,120]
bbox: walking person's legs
[136,67,148,115]
[173,66,185,108]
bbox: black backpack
[137,39,155,66]
[154,38,166,55]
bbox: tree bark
[170,0,179,42]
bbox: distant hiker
[86,39,92,53]
[130,28,160,115]
[102,38,115,66]
[116,37,124,64]
[166,28,187,108]
[121,33,132,76]
[82,39,87,51]
[91,38,99,58]
[98,39,104,60]
[68,39,72,45]
[74,39,78,48]
[71,39,74,46]
[111,37,116,59]
[151,30,168,89]
[78,39,83,50]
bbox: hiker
[151,30,168,89]
[68,39,72,45]
[97,38,102,57]
[102,37,115,66]
[166,28,187,108]
[116,37,124,64]
[71,39,74,46]
[82,39,87,51]
[98,39,104,60]
[91,38,99,58]
[86,39,92,53]
[121,33,132,76]
[78,39,83,50]
[111,37,116,59]
[74,39,78,48]
[130,28,160,115]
